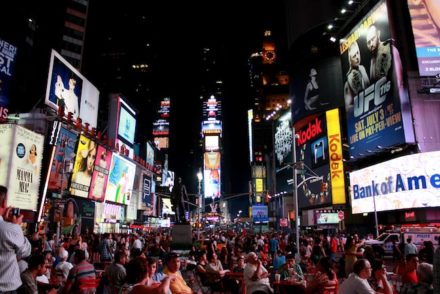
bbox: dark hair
[406,253,418,262]
[166,252,180,264]
[28,254,46,270]
[114,250,127,263]
[353,259,369,275]
[207,251,216,262]
[318,257,335,280]
[130,248,142,258]
[345,236,354,252]
[0,185,7,207]
[147,257,157,266]
[286,254,295,260]
[74,249,86,262]
[126,257,148,284]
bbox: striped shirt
[0,216,32,292]
[67,260,96,292]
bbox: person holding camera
[0,185,32,293]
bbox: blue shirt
[273,255,285,271]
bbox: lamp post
[197,170,203,240]
[292,128,300,261]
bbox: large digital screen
[204,152,221,170]
[274,111,293,194]
[146,142,155,166]
[118,102,136,145]
[70,135,96,197]
[407,0,440,76]
[340,1,414,160]
[0,125,44,211]
[88,145,112,202]
[204,169,221,198]
[105,153,136,204]
[315,211,341,224]
[45,50,99,128]
[205,135,219,151]
[153,137,169,150]
[0,38,17,121]
[48,127,78,192]
[350,151,440,214]
[290,57,344,123]
[202,120,222,135]
[252,205,269,223]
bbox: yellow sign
[326,109,346,204]
[255,178,263,193]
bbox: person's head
[126,257,148,284]
[166,252,181,273]
[246,252,259,265]
[417,262,433,285]
[309,68,317,80]
[58,248,69,262]
[406,254,419,271]
[317,257,335,280]
[348,42,361,68]
[30,144,37,156]
[207,251,218,263]
[28,254,47,276]
[147,257,157,276]
[366,25,380,54]
[114,250,128,265]
[0,185,7,215]
[79,140,96,175]
[286,254,295,267]
[198,250,207,262]
[353,259,372,279]
[73,249,86,264]
[130,248,142,259]
[237,255,245,268]
[371,259,385,280]
[68,78,76,90]
[407,237,412,244]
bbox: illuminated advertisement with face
[0,38,17,121]
[274,110,293,194]
[0,125,44,211]
[45,50,99,128]
[70,135,96,197]
[48,127,78,192]
[407,0,440,76]
[105,153,136,204]
[204,152,221,170]
[153,137,169,150]
[204,169,221,198]
[350,151,440,214]
[88,145,112,202]
[290,57,344,123]
[340,1,414,159]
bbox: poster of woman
[88,145,112,202]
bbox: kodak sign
[326,109,346,205]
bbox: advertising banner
[340,1,414,159]
[274,111,293,194]
[407,0,440,76]
[315,210,341,224]
[70,135,96,197]
[295,113,332,208]
[290,57,344,123]
[204,169,221,198]
[0,38,17,121]
[118,103,136,145]
[153,137,169,150]
[350,151,440,214]
[105,153,136,204]
[252,205,269,223]
[146,142,155,166]
[88,145,112,202]
[205,135,219,151]
[45,50,99,128]
[204,152,221,170]
[202,120,222,135]
[48,127,78,192]
[0,125,44,211]
[141,172,153,208]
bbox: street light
[197,169,203,240]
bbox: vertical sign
[0,39,17,121]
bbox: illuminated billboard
[105,153,136,204]
[140,171,156,216]
[153,137,169,150]
[350,151,440,214]
[252,205,268,223]
[340,1,414,159]
[45,50,99,128]
[0,125,44,211]
[203,95,222,119]
[152,119,169,136]
[152,97,170,149]
[88,145,112,202]
[204,169,221,198]
[118,101,136,145]
[146,142,155,166]
[315,210,342,224]
[0,38,17,121]
[294,109,346,208]
[48,127,78,192]
[205,135,219,151]
[204,152,221,170]
[274,111,293,194]
[407,0,440,76]
[202,120,222,135]
[70,135,96,197]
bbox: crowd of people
[1,185,440,294]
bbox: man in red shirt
[402,254,419,286]
[330,234,338,261]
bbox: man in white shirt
[404,237,418,258]
[55,248,73,284]
[243,252,273,294]
[339,259,392,294]
[132,234,142,250]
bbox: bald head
[366,25,380,53]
